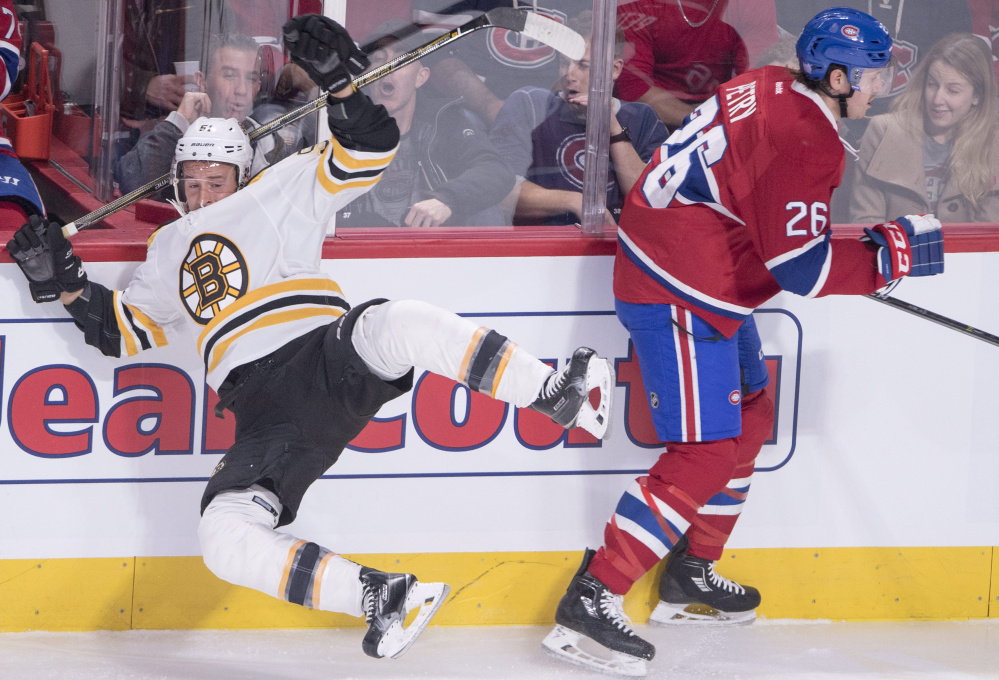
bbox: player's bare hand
[405,199,452,228]
[145,74,187,110]
[177,92,212,124]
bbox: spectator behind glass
[114,33,271,197]
[411,0,583,127]
[489,11,668,226]
[1,0,46,230]
[774,1,999,121]
[754,31,797,69]
[121,0,189,122]
[850,33,999,224]
[615,0,778,129]
[337,20,515,228]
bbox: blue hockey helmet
[797,7,895,96]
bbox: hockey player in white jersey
[6,15,614,660]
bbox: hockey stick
[867,293,999,347]
[62,9,584,237]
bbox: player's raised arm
[283,15,399,156]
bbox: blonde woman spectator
[851,33,999,223]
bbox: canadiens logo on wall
[487,8,567,68]
[179,233,248,324]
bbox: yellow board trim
[1,548,994,632]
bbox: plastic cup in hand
[174,61,200,92]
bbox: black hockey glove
[6,215,88,303]
[282,15,369,93]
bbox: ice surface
[0,620,995,679]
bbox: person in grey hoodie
[338,20,515,228]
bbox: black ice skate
[359,567,450,659]
[529,347,614,439]
[542,549,654,677]
[651,546,761,626]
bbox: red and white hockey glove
[864,214,944,283]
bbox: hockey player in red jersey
[0,0,46,229]
[543,7,945,676]
[7,15,614,661]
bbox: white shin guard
[199,486,363,616]
[352,299,552,407]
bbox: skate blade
[541,625,647,677]
[575,356,615,440]
[378,581,451,659]
[649,600,757,626]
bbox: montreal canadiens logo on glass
[841,25,860,39]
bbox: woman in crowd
[851,32,999,224]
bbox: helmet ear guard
[170,117,254,215]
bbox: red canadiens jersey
[615,67,885,337]
[616,0,775,104]
[1,0,21,101]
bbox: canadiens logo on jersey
[557,133,615,191]
[888,40,917,97]
[179,233,249,324]
[487,8,567,69]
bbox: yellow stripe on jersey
[315,139,394,195]
[126,304,169,348]
[329,138,396,171]
[316,169,382,195]
[197,278,345,351]
[112,292,139,357]
[206,307,345,374]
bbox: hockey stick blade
[485,7,585,60]
[867,294,999,348]
[62,12,584,238]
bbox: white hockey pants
[199,300,554,612]
[199,485,366,615]
[351,299,552,407]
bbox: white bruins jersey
[113,137,396,389]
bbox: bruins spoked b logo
[180,234,248,324]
